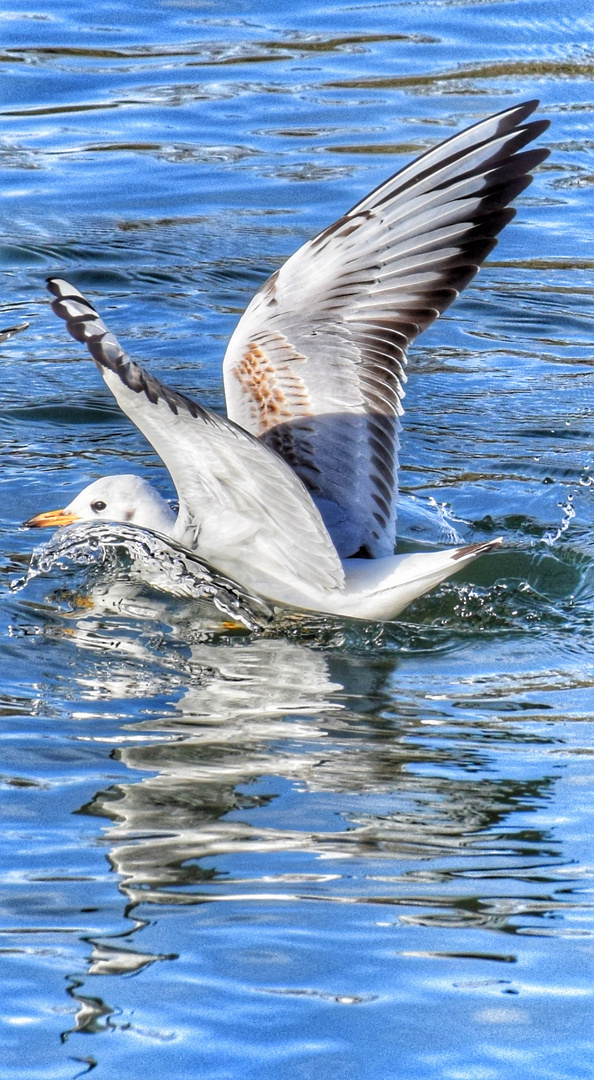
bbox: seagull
[25,100,549,621]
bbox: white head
[25,474,177,536]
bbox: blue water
[2,1,594,1077]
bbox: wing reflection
[74,632,556,918]
[81,637,345,898]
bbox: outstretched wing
[47,278,344,600]
[223,100,549,558]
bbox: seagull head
[24,474,177,536]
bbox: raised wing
[47,278,345,600]
[223,100,549,558]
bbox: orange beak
[23,508,81,529]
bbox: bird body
[26,471,501,618]
[26,101,549,621]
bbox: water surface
[2,1,594,1077]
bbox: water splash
[542,493,576,547]
[397,493,465,545]
[14,521,275,632]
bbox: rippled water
[2,1,594,1077]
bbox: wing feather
[223,101,549,558]
[47,278,345,600]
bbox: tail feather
[335,538,503,621]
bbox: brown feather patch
[234,341,313,433]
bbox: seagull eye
[91,500,107,512]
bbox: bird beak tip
[23,508,79,529]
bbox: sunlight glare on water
[1,1,594,1078]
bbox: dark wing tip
[46,276,225,430]
[451,537,503,561]
[47,276,85,299]
[474,98,546,133]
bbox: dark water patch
[327,58,594,91]
[4,403,118,425]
